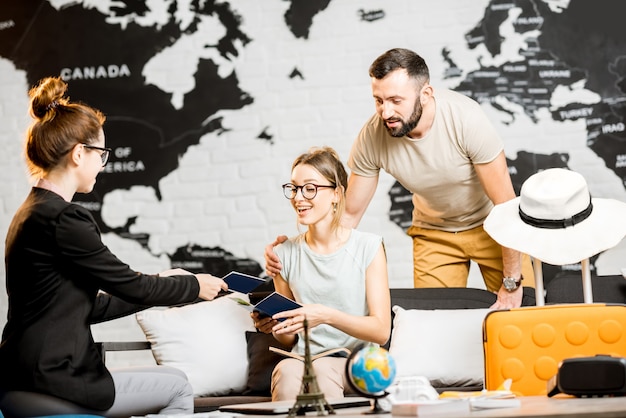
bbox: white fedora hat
[484,168,626,266]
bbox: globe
[346,344,397,397]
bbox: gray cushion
[545,273,626,304]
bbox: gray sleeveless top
[274,229,383,356]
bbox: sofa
[118,285,538,413]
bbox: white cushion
[388,306,489,388]
[136,293,255,397]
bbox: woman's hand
[271,304,327,335]
[195,274,227,300]
[250,311,278,334]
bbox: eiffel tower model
[287,318,335,417]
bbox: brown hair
[369,48,430,84]
[25,76,106,177]
[291,146,348,231]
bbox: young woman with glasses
[0,76,229,417]
[253,146,390,401]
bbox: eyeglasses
[282,183,335,200]
[82,144,112,166]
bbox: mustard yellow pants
[407,224,535,292]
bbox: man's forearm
[501,246,522,279]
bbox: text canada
[60,64,131,81]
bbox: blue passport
[232,291,301,321]
[222,271,266,294]
[253,292,302,320]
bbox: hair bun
[45,101,60,112]
[29,77,68,119]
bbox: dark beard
[385,98,423,137]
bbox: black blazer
[0,188,200,410]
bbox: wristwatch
[502,276,523,292]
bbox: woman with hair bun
[0,77,228,417]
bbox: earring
[333,202,337,213]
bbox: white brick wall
[1,0,625,367]
[0,60,30,332]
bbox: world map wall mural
[1,0,626,322]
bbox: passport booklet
[231,291,301,320]
[222,271,267,294]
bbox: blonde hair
[291,146,348,231]
[25,76,106,177]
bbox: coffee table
[222,396,626,418]
[359,396,626,418]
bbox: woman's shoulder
[58,201,96,224]
[30,188,90,219]
[33,189,98,234]
[287,232,306,245]
[349,229,384,255]
[350,229,383,243]
[346,230,384,267]
[275,232,305,253]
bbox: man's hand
[264,235,287,277]
[490,285,523,310]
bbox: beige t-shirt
[348,88,503,232]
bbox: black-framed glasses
[282,183,335,200]
[82,144,112,166]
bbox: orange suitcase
[483,303,626,396]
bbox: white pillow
[388,306,489,388]
[136,293,255,397]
